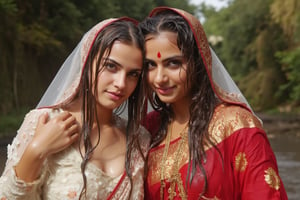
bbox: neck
[171,99,190,124]
[65,97,115,129]
[95,107,114,127]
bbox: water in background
[268,134,300,200]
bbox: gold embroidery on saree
[235,152,248,171]
[264,167,280,190]
[160,124,188,200]
[147,104,263,195]
[148,138,189,185]
[207,104,263,147]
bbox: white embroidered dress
[0,17,150,200]
[0,108,150,200]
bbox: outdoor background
[0,0,299,198]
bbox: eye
[168,59,182,68]
[145,60,157,70]
[104,61,117,72]
[127,70,141,79]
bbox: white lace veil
[36,17,137,111]
[210,48,252,110]
[150,7,257,116]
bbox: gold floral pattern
[148,104,262,185]
[148,138,189,185]
[264,167,280,190]
[235,152,248,172]
[208,104,263,147]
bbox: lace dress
[0,108,150,200]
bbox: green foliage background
[1,0,299,135]
[201,0,300,112]
[0,0,195,135]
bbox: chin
[157,96,176,104]
[97,101,122,110]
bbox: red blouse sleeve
[232,127,288,199]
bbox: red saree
[144,104,288,200]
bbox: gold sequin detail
[160,124,188,200]
[264,167,280,190]
[235,152,248,172]
[148,104,262,185]
[207,104,263,149]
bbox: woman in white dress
[0,17,150,200]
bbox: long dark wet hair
[139,10,220,195]
[77,19,146,199]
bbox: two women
[140,7,287,199]
[0,18,150,199]
[0,7,287,200]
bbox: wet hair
[78,19,145,199]
[139,11,219,195]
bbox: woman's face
[145,31,190,105]
[94,41,143,110]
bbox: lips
[155,86,175,95]
[106,91,124,101]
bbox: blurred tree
[0,0,18,113]
[239,25,287,110]
[271,0,300,107]
[154,0,194,12]
[201,0,291,111]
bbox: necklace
[160,122,188,200]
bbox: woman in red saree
[140,7,288,199]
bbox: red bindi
[157,51,161,58]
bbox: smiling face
[94,41,143,110]
[145,31,191,105]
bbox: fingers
[49,111,77,128]
[32,110,80,157]
[69,131,80,143]
[53,111,79,138]
[64,123,80,145]
[46,109,80,133]
[38,112,49,125]
[55,111,73,121]
[64,114,78,129]
[67,123,80,136]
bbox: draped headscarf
[37,17,139,109]
[149,7,255,114]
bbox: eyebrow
[103,57,120,67]
[103,57,142,71]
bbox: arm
[0,109,79,199]
[233,128,288,200]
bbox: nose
[154,66,168,83]
[114,72,126,89]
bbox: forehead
[145,31,180,57]
[107,41,143,69]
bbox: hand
[29,111,80,158]
[15,111,79,182]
